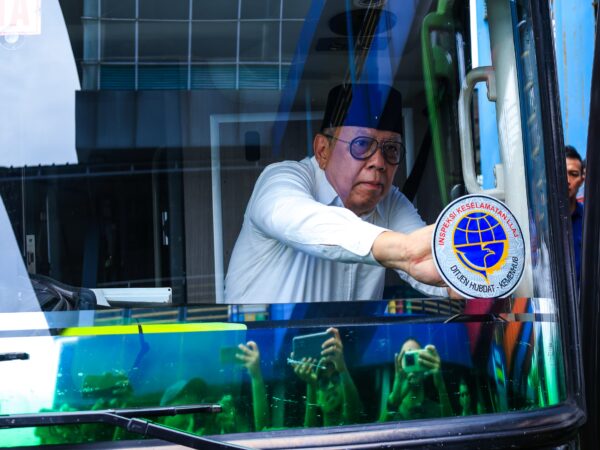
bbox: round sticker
[432,194,525,299]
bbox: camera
[403,349,427,372]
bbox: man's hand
[372,226,445,287]
[321,327,347,373]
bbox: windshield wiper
[0,352,29,361]
[0,404,251,450]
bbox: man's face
[315,126,400,216]
[566,157,584,201]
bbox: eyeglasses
[322,133,405,165]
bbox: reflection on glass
[138,22,189,61]
[381,338,452,421]
[101,0,135,19]
[139,0,189,20]
[101,22,135,61]
[191,22,238,61]
[0,299,565,445]
[0,0,572,447]
[241,0,280,19]
[239,22,279,61]
[192,0,239,20]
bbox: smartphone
[292,331,331,362]
[403,349,428,372]
[220,346,242,365]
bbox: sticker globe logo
[432,194,525,298]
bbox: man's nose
[367,146,386,170]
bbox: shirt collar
[310,156,384,220]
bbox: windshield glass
[0,0,570,447]
[0,299,564,446]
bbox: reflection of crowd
[36,329,502,446]
[291,328,362,427]
[382,338,453,421]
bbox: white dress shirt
[223,157,445,303]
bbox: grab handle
[458,66,504,199]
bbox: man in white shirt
[224,83,446,303]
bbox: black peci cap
[320,83,403,135]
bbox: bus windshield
[0,0,576,448]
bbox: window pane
[139,0,189,20]
[239,22,279,62]
[281,21,303,61]
[1,0,579,447]
[139,22,189,62]
[191,65,236,89]
[100,65,135,89]
[138,66,188,89]
[283,1,311,19]
[101,0,135,19]
[239,65,279,89]
[241,0,280,19]
[101,21,135,60]
[193,0,239,20]
[191,22,237,61]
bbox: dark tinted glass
[139,0,189,20]
[193,0,239,20]
[239,22,279,61]
[241,0,280,19]
[192,22,238,61]
[139,22,189,61]
[281,21,303,61]
[101,22,135,60]
[101,0,135,18]
[283,2,311,19]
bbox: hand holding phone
[292,330,331,362]
[220,346,243,365]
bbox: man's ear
[314,133,331,170]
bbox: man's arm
[372,227,445,287]
[250,161,445,287]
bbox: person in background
[382,338,452,421]
[159,377,210,434]
[224,83,448,303]
[291,327,362,427]
[236,341,270,431]
[457,375,483,416]
[565,145,585,287]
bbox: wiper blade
[0,352,29,361]
[0,405,251,450]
